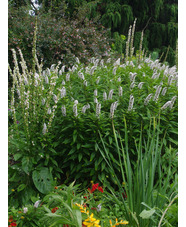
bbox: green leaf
[90,152,96,161]
[73,134,77,143]
[109,136,113,144]
[82,144,93,148]
[21,187,36,205]
[74,209,82,226]
[78,153,83,162]
[17,184,26,192]
[22,156,33,174]
[50,158,58,167]
[101,161,106,171]
[169,137,178,145]
[14,153,22,161]
[95,160,98,171]
[69,147,76,155]
[139,208,156,219]
[63,138,71,144]
[32,167,54,194]
[77,143,81,150]
[95,143,98,151]
[49,148,57,154]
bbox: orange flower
[51,207,59,213]
[8,216,13,223]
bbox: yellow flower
[76,203,101,226]
[75,203,88,214]
[109,218,129,226]
[83,213,101,227]
[21,216,24,219]
[11,189,15,192]
[120,221,129,225]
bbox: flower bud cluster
[61,105,66,116]
[138,82,144,89]
[129,72,137,82]
[108,89,114,100]
[110,101,118,118]
[161,87,167,96]
[113,67,117,75]
[90,66,97,75]
[96,102,101,118]
[113,58,120,67]
[144,94,153,105]
[82,104,90,114]
[128,95,134,111]
[73,100,78,117]
[61,87,66,98]
[103,92,107,101]
[153,85,162,102]
[66,73,70,82]
[119,86,123,96]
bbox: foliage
[8,201,45,227]
[8,182,129,226]
[9,43,178,198]
[8,6,111,71]
[111,32,126,55]
[98,119,178,226]
[86,0,178,66]
[9,0,178,67]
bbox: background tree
[86,0,178,65]
[8,0,178,66]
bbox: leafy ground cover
[8,21,178,226]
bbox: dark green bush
[8,7,111,70]
[9,49,178,200]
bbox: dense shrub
[8,45,178,208]
[8,7,111,71]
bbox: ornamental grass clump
[98,118,177,226]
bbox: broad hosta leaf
[139,208,156,219]
[32,167,54,194]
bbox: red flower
[91,183,99,193]
[98,186,103,193]
[10,223,17,226]
[88,183,104,193]
[51,207,59,213]
[8,216,13,223]
[91,207,97,210]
